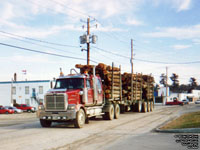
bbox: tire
[103,104,114,120]
[27,109,31,113]
[150,101,154,112]
[147,101,150,112]
[40,119,52,127]
[5,111,9,114]
[142,102,147,113]
[135,101,142,112]
[74,109,86,128]
[114,104,120,119]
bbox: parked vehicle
[37,63,154,128]
[0,107,14,114]
[166,97,184,105]
[14,104,36,113]
[4,106,23,113]
[195,100,200,104]
[182,99,189,105]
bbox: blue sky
[0,0,199,85]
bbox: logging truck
[37,63,154,128]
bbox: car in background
[166,97,184,105]
[15,104,36,113]
[182,99,189,104]
[0,107,14,114]
[195,100,200,104]
[4,106,23,113]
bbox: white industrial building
[158,87,200,104]
[0,80,52,108]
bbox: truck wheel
[40,119,52,127]
[114,104,120,119]
[27,109,31,113]
[74,109,85,128]
[103,104,114,120]
[5,111,9,114]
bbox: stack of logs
[75,63,154,101]
[122,73,154,101]
[75,63,121,100]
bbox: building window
[12,87,16,95]
[39,86,43,94]
[25,86,29,94]
[25,99,30,105]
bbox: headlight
[67,105,75,110]
[38,105,44,110]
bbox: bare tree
[170,73,179,87]
[160,73,166,87]
[189,77,197,87]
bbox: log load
[76,63,121,100]
[122,73,154,101]
[75,63,154,101]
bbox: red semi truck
[37,63,154,128]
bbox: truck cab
[38,72,104,128]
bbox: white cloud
[173,44,191,50]
[176,0,191,12]
[143,24,200,40]
[192,39,200,45]
[151,0,192,12]
[126,18,144,26]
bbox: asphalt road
[0,104,199,150]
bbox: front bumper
[38,110,76,121]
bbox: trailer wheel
[142,102,147,113]
[114,104,120,119]
[74,109,85,128]
[103,104,114,120]
[40,119,52,127]
[147,101,150,112]
[150,101,154,112]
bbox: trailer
[37,63,154,128]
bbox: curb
[155,128,200,133]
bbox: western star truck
[37,63,154,128]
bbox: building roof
[0,80,51,84]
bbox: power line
[0,33,81,55]
[48,0,130,45]
[0,42,98,63]
[92,46,200,65]
[0,30,79,48]
[92,46,130,59]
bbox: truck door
[86,79,93,104]
[96,78,103,104]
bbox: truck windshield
[54,78,84,89]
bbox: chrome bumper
[38,110,76,121]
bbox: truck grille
[45,94,65,111]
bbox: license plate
[52,116,58,120]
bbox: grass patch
[161,111,200,129]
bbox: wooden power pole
[87,18,90,65]
[131,39,133,102]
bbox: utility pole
[131,39,133,102]
[80,17,97,65]
[166,66,168,104]
[87,18,90,65]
